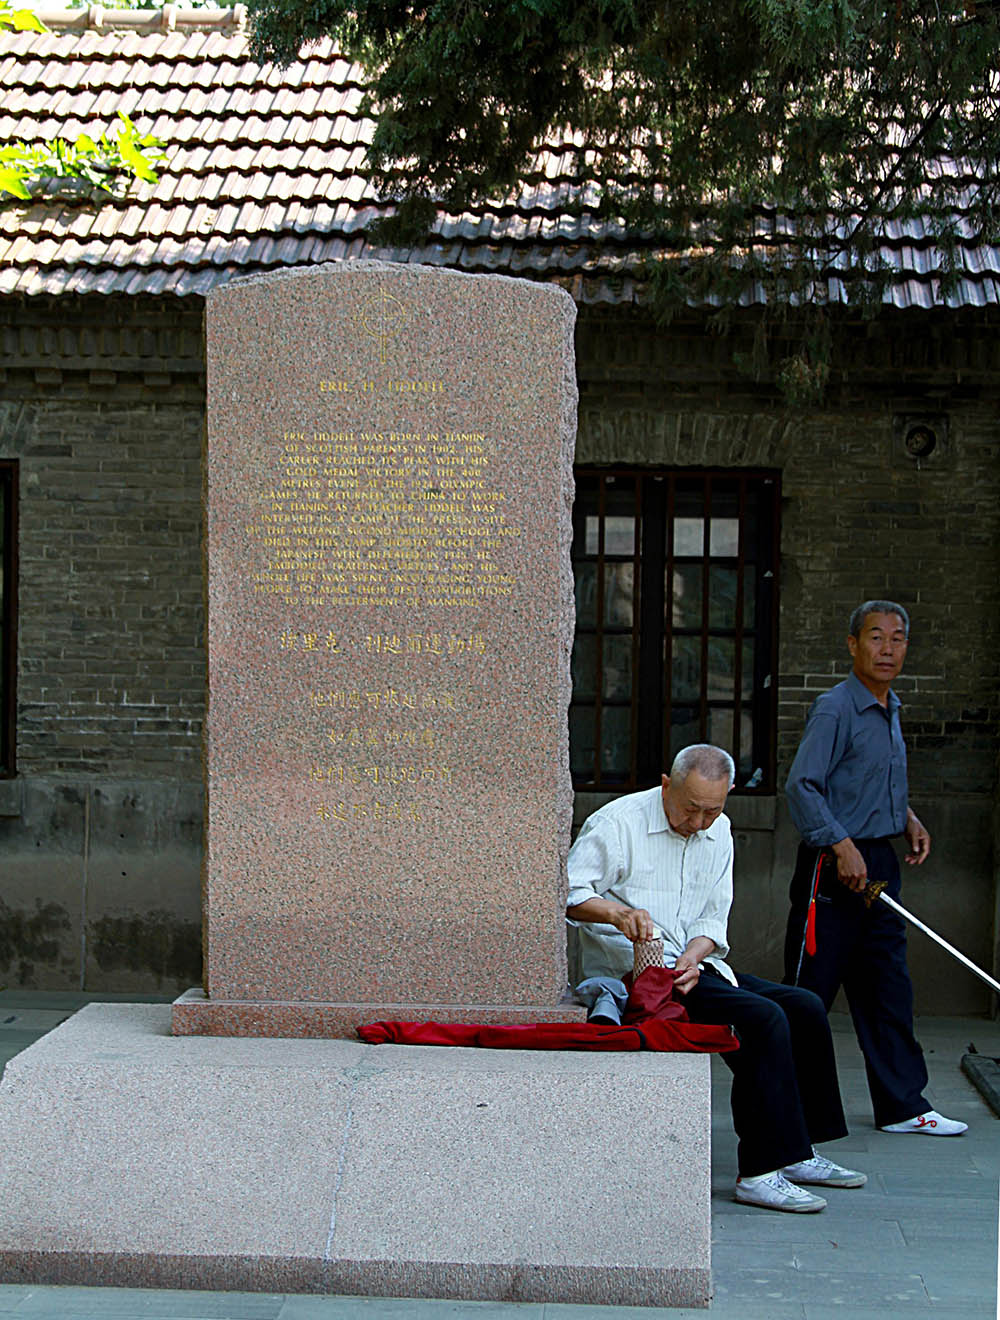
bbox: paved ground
[0,990,996,1319]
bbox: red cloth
[622,965,690,1023]
[357,967,738,1054]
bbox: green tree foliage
[248,0,1000,398]
[1,1,167,201]
[1,113,166,200]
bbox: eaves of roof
[3,7,1000,308]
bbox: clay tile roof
[3,6,1000,306]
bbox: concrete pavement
[0,991,996,1318]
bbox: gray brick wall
[0,294,205,992]
[778,408,1000,799]
[0,294,205,777]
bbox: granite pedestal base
[172,987,587,1038]
[0,1003,711,1307]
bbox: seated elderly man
[567,743,866,1213]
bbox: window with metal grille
[570,468,780,794]
[0,462,17,777]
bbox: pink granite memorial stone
[174,261,582,1036]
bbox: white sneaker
[735,1170,826,1212]
[781,1149,867,1188]
[880,1109,968,1136]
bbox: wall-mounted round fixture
[894,413,949,465]
[903,423,938,459]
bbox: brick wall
[1,293,205,778]
[0,293,205,991]
[778,405,1000,801]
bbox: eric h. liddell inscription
[239,351,523,834]
[248,422,519,608]
[203,263,576,1007]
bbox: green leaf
[0,165,31,199]
[0,2,47,32]
[117,131,159,182]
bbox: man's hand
[611,906,656,943]
[566,896,655,942]
[672,950,701,994]
[904,808,931,865]
[672,936,717,994]
[832,836,868,892]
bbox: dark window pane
[742,638,755,701]
[670,707,701,762]
[574,561,598,627]
[603,635,633,700]
[743,585,756,630]
[708,565,738,630]
[603,562,634,627]
[707,637,735,699]
[709,707,734,757]
[674,483,704,516]
[570,706,596,776]
[671,563,702,628]
[672,635,701,702]
[600,706,632,776]
[737,712,756,785]
[571,635,597,701]
[741,486,761,559]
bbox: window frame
[570,466,781,795]
[0,461,18,778]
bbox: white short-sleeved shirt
[566,785,737,985]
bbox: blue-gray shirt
[786,671,909,847]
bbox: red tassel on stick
[805,899,817,956]
[803,851,827,959]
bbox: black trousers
[784,838,929,1128]
[682,969,848,1178]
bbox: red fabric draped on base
[357,966,739,1053]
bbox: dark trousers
[682,969,848,1178]
[784,838,929,1128]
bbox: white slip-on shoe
[780,1150,867,1188]
[880,1109,968,1136]
[735,1170,827,1212]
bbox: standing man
[784,600,967,1136]
[568,744,867,1213]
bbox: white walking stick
[864,881,1000,996]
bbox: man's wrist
[683,936,716,960]
[606,903,639,934]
